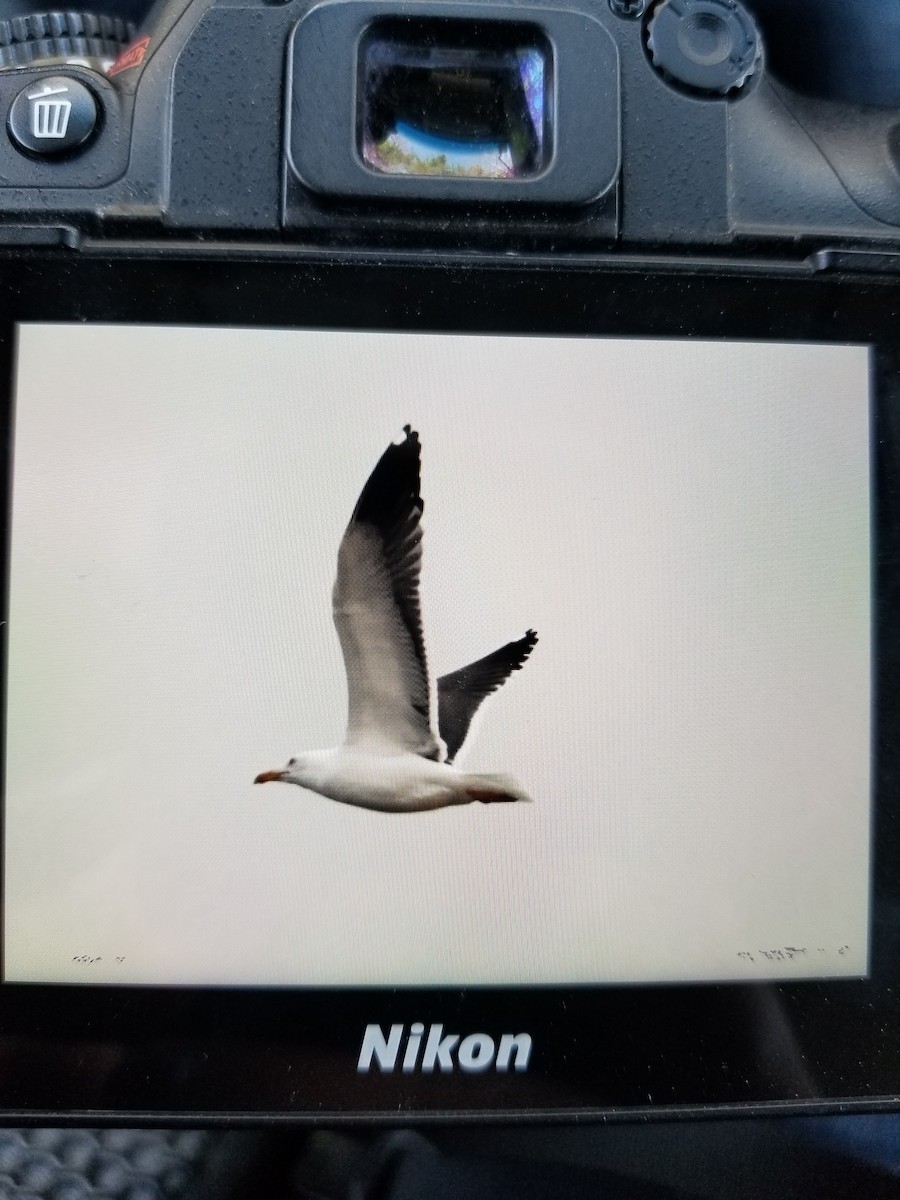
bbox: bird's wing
[437,630,538,764]
[333,426,443,759]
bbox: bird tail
[461,773,532,804]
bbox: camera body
[0,0,899,256]
[0,1,900,1125]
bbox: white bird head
[254,755,311,787]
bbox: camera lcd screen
[4,324,871,990]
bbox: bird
[253,426,537,813]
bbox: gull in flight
[254,426,537,812]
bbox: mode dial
[0,11,134,71]
[647,0,762,96]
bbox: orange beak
[254,769,288,784]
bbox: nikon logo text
[357,1023,532,1074]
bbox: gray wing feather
[333,427,443,758]
[437,630,538,764]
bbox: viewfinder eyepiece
[359,21,551,180]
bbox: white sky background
[5,326,871,986]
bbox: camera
[0,0,898,247]
[0,0,898,1125]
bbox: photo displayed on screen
[5,325,871,987]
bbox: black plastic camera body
[2,1,900,1126]
[0,0,898,259]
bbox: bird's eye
[288,758,296,767]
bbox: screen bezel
[0,248,897,1122]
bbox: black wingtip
[349,427,423,531]
[518,629,538,666]
[518,629,539,658]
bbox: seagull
[254,426,537,812]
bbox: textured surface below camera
[0,1130,209,1200]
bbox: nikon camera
[0,0,897,248]
[0,0,898,1126]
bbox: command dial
[0,10,134,71]
[647,0,762,96]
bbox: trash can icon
[29,85,72,139]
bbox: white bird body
[270,748,528,813]
[254,426,537,813]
